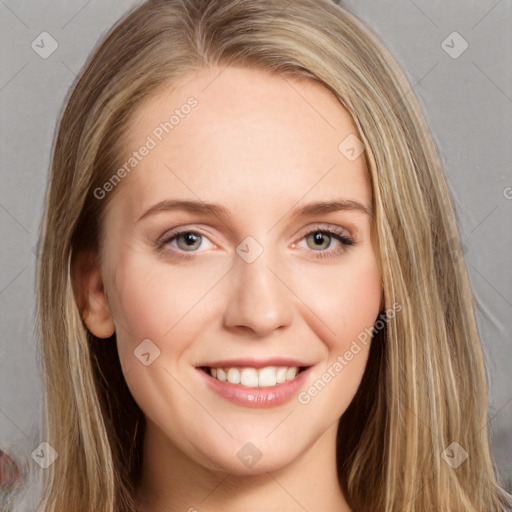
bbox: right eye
[156,228,216,258]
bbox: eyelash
[155,225,355,261]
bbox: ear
[72,251,116,339]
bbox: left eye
[298,228,355,259]
[305,230,338,250]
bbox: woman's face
[90,66,382,475]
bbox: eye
[173,231,203,251]
[156,228,214,257]
[297,225,355,259]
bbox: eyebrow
[136,198,371,223]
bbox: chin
[189,428,310,476]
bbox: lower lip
[198,368,311,409]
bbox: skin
[79,66,383,512]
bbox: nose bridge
[222,237,293,336]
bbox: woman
[22,0,512,510]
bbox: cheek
[295,255,382,413]
[105,251,227,362]
[296,252,382,348]
[105,254,214,421]
[109,258,171,343]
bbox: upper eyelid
[157,225,216,245]
[297,222,351,237]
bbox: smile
[197,364,311,408]
[202,366,304,388]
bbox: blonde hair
[24,0,512,510]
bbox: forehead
[109,66,370,219]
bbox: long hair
[26,0,512,510]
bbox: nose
[222,247,294,338]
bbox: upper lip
[197,357,313,369]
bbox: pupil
[184,233,198,246]
[314,232,327,247]
[309,231,331,250]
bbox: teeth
[258,366,277,387]
[227,367,241,384]
[276,367,287,384]
[208,366,300,388]
[240,368,258,387]
[286,367,298,381]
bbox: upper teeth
[210,366,299,387]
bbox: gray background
[1,0,511,509]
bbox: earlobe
[73,251,115,339]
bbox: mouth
[198,365,309,388]
[197,363,312,409]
